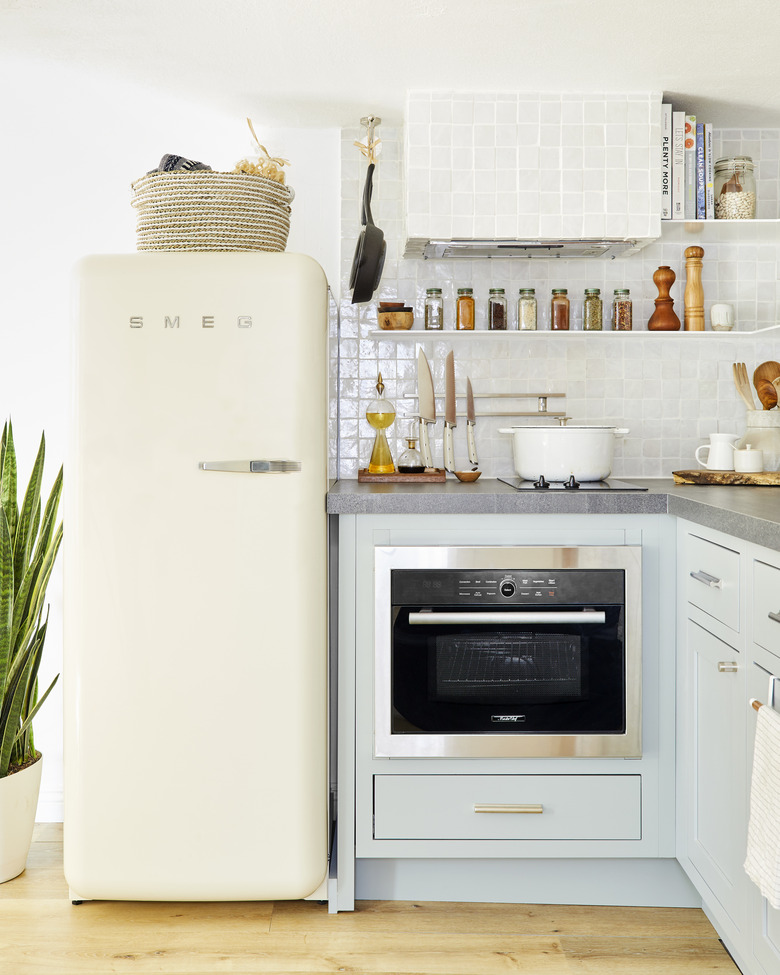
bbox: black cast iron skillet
[350,162,386,303]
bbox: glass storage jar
[714,156,756,220]
[583,288,603,331]
[487,288,507,330]
[456,287,475,330]
[550,289,570,331]
[517,288,537,330]
[424,288,443,330]
[612,289,632,331]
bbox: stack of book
[661,104,715,220]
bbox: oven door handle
[408,610,606,625]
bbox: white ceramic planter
[499,425,629,482]
[0,755,42,883]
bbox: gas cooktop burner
[498,476,648,492]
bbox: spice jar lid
[457,287,473,295]
[489,288,505,295]
[613,288,630,296]
[715,155,754,171]
[584,288,601,295]
[426,287,442,295]
[518,288,535,296]
[551,288,568,295]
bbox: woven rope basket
[130,171,293,252]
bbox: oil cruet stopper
[366,372,396,474]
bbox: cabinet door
[748,661,780,975]
[686,619,747,931]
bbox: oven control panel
[391,568,624,606]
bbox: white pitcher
[695,433,739,471]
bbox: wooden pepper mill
[648,265,681,331]
[683,246,705,331]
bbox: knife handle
[444,424,455,473]
[467,422,478,467]
[419,419,433,469]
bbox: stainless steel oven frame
[374,545,642,759]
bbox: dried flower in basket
[234,118,289,184]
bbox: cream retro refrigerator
[64,253,329,901]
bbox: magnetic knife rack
[400,391,567,420]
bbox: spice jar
[487,288,507,330]
[517,288,537,330]
[583,288,603,331]
[612,289,633,331]
[424,288,443,330]
[456,287,475,330]
[714,156,756,220]
[550,289,570,331]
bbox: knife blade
[466,377,478,468]
[444,350,456,473]
[417,349,436,469]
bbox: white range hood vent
[409,238,639,260]
[404,91,662,260]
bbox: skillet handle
[362,163,376,228]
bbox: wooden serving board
[672,469,780,486]
[358,468,446,483]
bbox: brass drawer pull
[718,661,739,673]
[690,570,723,589]
[473,803,544,814]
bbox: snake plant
[0,420,62,778]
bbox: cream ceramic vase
[0,756,42,883]
[735,411,780,472]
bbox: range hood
[407,238,640,260]
[403,91,662,261]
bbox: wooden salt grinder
[648,265,681,331]
[683,246,705,331]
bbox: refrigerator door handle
[199,460,302,473]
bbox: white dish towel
[745,702,780,909]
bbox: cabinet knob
[717,661,739,673]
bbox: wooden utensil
[733,362,756,410]
[753,361,780,410]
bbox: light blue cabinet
[677,519,780,975]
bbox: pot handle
[613,428,630,437]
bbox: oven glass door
[391,605,625,735]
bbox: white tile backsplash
[334,113,780,481]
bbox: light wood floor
[2,824,740,975]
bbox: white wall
[0,55,341,819]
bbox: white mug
[733,444,763,473]
[695,433,739,471]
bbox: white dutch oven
[499,425,630,482]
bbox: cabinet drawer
[373,774,641,841]
[685,533,740,631]
[754,559,780,658]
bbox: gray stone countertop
[326,477,780,552]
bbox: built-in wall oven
[375,546,642,759]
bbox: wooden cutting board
[672,470,780,486]
[358,468,446,483]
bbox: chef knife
[444,350,456,473]
[466,377,478,468]
[417,349,436,469]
